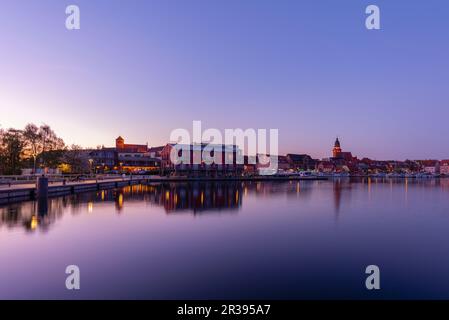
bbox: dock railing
[0,174,136,187]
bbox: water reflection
[1,179,449,232]
[2,197,63,232]
[333,179,343,216]
[113,182,244,213]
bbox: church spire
[332,137,342,158]
[334,137,340,148]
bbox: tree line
[0,124,67,175]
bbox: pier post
[36,176,49,199]
[37,196,48,216]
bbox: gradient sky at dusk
[0,0,448,160]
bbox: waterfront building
[277,155,292,171]
[330,138,358,172]
[115,136,148,153]
[148,146,165,159]
[386,160,410,173]
[161,143,244,177]
[316,160,335,173]
[89,137,161,173]
[243,155,258,175]
[253,154,285,175]
[440,160,449,175]
[357,162,369,173]
[286,154,316,171]
[117,152,160,172]
[418,160,440,174]
[361,159,389,174]
[89,148,116,170]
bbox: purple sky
[0,0,448,160]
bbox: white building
[440,160,449,176]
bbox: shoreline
[0,175,327,204]
[1,174,447,204]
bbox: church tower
[116,136,125,149]
[332,137,342,158]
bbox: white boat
[415,173,433,179]
[299,171,314,177]
[371,173,387,178]
[387,173,402,178]
[332,172,350,178]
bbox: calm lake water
[1,178,449,299]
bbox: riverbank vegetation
[0,124,65,175]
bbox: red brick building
[115,136,148,153]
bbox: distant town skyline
[1,0,449,160]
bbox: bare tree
[0,129,25,175]
[63,145,90,173]
[23,123,41,173]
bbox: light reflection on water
[1,178,449,299]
